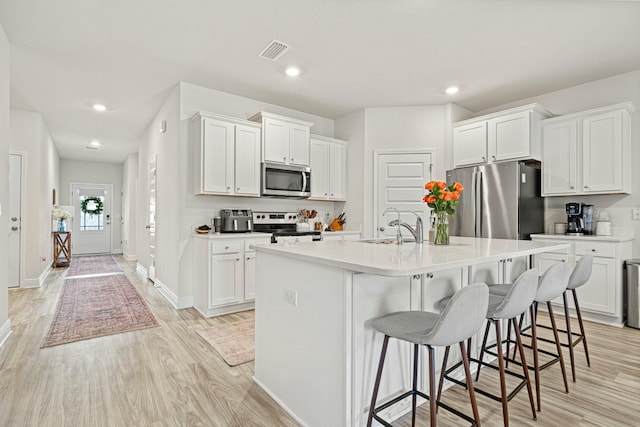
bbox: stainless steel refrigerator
[446,161,544,240]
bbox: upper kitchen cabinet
[249,111,313,166]
[309,135,347,201]
[541,103,634,196]
[192,111,261,196]
[452,103,552,167]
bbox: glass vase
[434,212,449,245]
[57,219,66,232]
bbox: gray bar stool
[537,254,593,381]
[438,269,539,426]
[509,262,571,411]
[366,283,489,427]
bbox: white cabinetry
[321,231,361,241]
[192,112,261,196]
[452,104,551,167]
[310,135,347,201]
[249,111,313,166]
[193,235,271,317]
[541,103,634,196]
[531,235,632,325]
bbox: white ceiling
[1,0,639,163]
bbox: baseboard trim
[152,278,193,310]
[0,319,12,349]
[39,264,52,286]
[111,249,123,255]
[252,377,308,427]
[136,263,147,277]
[123,251,137,262]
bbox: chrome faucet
[388,212,424,244]
[382,207,403,245]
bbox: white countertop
[252,237,569,277]
[531,233,634,243]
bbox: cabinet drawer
[574,241,615,258]
[211,240,243,254]
[244,238,272,251]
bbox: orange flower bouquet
[422,180,464,245]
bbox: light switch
[632,208,640,221]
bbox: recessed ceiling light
[285,67,301,77]
[90,140,100,147]
[445,86,459,95]
[92,104,107,111]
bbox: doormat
[41,274,158,348]
[192,318,255,366]
[66,255,122,277]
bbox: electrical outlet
[633,208,640,221]
[284,289,298,306]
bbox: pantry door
[375,151,432,239]
[71,183,112,254]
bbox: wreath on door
[80,196,104,216]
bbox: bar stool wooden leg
[562,291,577,382]
[572,289,591,367]
[459,341,482,427]
[412,344,419,427]
[367,335,389,427]
[428,346,437,427]
[547,302,570,393]
[531,304,541,411]
[476,321,491,381]
[493,320,509,426]
[512,318,537,420]
[437,346,451,408]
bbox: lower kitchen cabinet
[531,234,632,326]
[193,235,270,317]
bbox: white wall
[136,82,342,308]
[59,160,123,253]
[0,19,11,346]
[9,110,60,286]
[469,70,640,255]
[122,153,138,260]
[335,106,447,238]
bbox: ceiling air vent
[84,145,100,150]
[258,39,290,61]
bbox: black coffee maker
[566,202,584,235]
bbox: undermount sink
[361,238,416,245]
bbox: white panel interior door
[376,152,432,239]
[72,184,112,254]
[8,153,22,288]
[148,156,157,281]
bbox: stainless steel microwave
[261,162,311,198]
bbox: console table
[52,231,71,267]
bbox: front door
[376,152,432,239]
[71,184,112,254]
[8,153,23,287]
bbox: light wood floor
[1,258,639,426]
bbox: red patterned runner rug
[41,274,158,348]
[66,255,122,277]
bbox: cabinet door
[573,256,617,316]
[453,121,488,166]
[329,142,347,200]
[582,111,623,193]
[488,111,531,161]
[201,118,234,194]
[234,124,261,196]
[244,251,256,301]
[263,118,288,163]
[542,120,577,195]
[503,256,529,283]
[288,123,310,166]
[310,139,329,199]
[210,253,243,307]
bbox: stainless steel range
[252,211,322,243]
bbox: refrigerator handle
[475,169,483,237]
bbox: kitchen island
[252,237,569,427]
